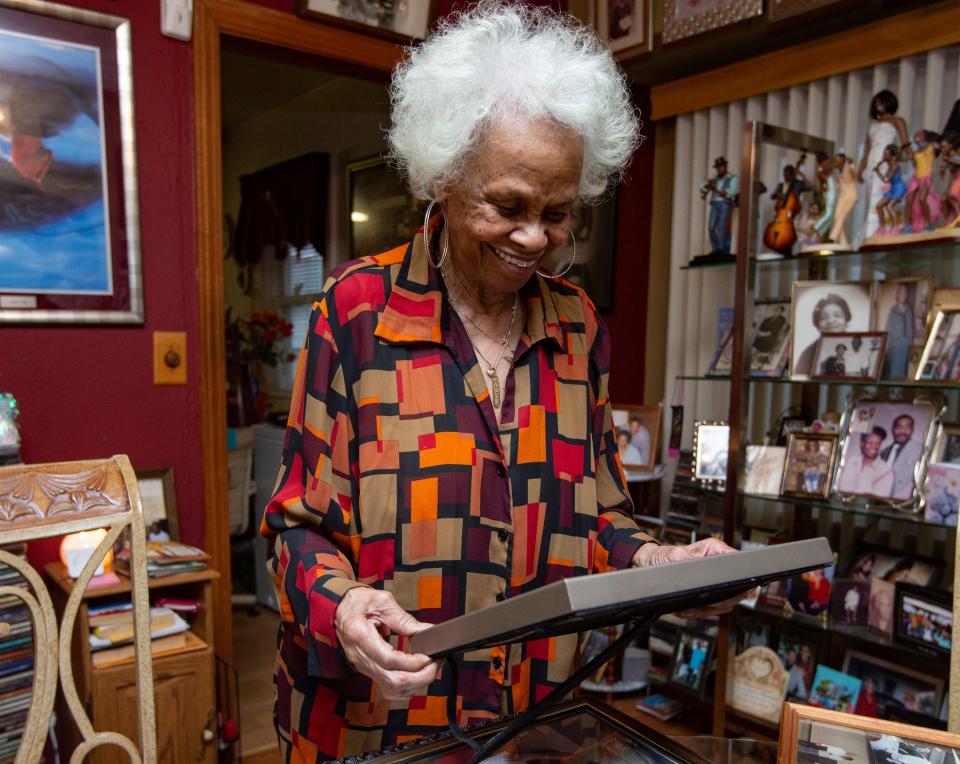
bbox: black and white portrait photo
[750,303,791,376]
[835,401,936,502]
[791,281,873,377]
[811,333,886,381]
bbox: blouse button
[496,464,506,477]
[497,528,509,543]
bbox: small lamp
[60,530,113,578]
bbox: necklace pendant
[491,374,501,409]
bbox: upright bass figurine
[763,154,809,255]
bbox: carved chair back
[0,455,157,763]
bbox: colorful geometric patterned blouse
[260,229,655,762]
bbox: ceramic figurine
[812,151,837,244]
[699,156,739,255]
[903,129,942,233]
[828,154,859,246]
[940,132,960,230]
[763,154,809,255]
[856,90,909,242]
[874,143,906,234]
[796,200,823,247]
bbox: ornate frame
[662,0,763,44]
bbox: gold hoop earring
[422,200,449,269]
[536,230,576,279]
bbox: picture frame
[776,413,809,446]
[833,395,943,509]
[728,646,789,724]
[551,194,619,313]
[661,0,763,44]
[893,582,952,659]
[0,1,143,325]
[749,302,791,377]
[346,156,425,261]
[779,702,960,763]
[668,629,715,698]
[829,578,870,627]
[776,626,827,702]
[842,542,942,588]
[916,309,960,381]
[295,0,433,42]
[768,0,867,24]
[867,577,896,635]
[808,665,862,713]
[931,287,960,316]
[791,280,874,378]
[135,467,179,542]
[706,326,733,376]
[611,403,661,472]
[692,421,729,485]
[597,0,651,55]
[873,276,933,380]
[785,563,835,618]
[780,432,837,499]
[842,648,944,720]
[810,332,886,382]
[735,612,772,653]
[922,461,960,526]
[931,422,960,464]
[743,444,786,495]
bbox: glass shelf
[679,238,960,271]
[676,374,960,391]
[677,481,955,530]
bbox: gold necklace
[442,267,518,409]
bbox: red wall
[0,0,202,565]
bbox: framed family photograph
[867,577,895,635]
[786,564,834,617]
[808,665,861,713]
[597,0,651,55]
[810,332,886,382]
[776,627,825,702]
[781,433,837,499]
[834,397,941,506]
[661,0,763,44]
[843,543,941,588]
[296,0,433,41]
[916,310,960,381]
[923,462,960,526]
[0,2,143,325]
[346,156,425,261]
[791,281,874,377]
[842,649,944,720]
[779,702,960,764]
[931,422,960,464]
[893,582,952,659]
[611,403,661,472]
[668,629,714,697]
[692,421,729,485]
[874,277,932,379]
[749,302,791,377]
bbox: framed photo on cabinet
[791,281,874,378]
[892,582,952,659]
[611,403,661,472]
[692,421,729,485]
[810,332,886,382]
[597,0,651,55]
[296,0,433,41]
[0,1,143,325]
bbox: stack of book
[87,601,195,669]
[116,541,210,579]
[0,544,32,763]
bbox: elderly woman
[261,4,736,760]
[794,293,853,376]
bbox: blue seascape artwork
[0,28,111,294]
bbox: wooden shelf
[91,630,208,671]
[45,562,219,599]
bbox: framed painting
[597,0,651,55]
[296,0,434,42]
[346,156,425,261]
[662,0,764,44]
[0,1,143,325]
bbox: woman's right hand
[334,587,441,700]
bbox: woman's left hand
[631,538,751,618]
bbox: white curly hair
[387,1,641,202]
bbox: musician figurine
[763,155,809,255]
[812,151,838,245]
[700,156,739,256]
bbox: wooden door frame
[194,0,403,660]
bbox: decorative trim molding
[651,0,960,119]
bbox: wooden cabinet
[45,563,220,763]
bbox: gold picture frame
[778,702,960,764]
[780,432,837,500]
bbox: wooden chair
[0,455,157,763]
